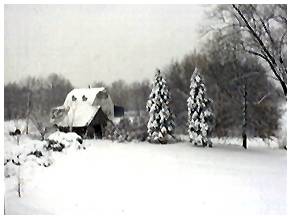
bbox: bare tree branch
[232,4,287,96]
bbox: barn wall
[92,92,114,120]
[90,109,108,127]
[87,108,109,139]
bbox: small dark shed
[114,105,125,117]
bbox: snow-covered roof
[64,87,106,106]
[57,104,100,127]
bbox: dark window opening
[82,95,88,101]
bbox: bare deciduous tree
[30,109,50,141]
[209,4,287,97]
[232,4,287,97]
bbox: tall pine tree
[146,69,175,144]
[187,68,214,147]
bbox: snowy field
[4,121,287,216]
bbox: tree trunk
[17,166,21,198]
[25,118,29,135]
[242,79,247,149]
[26,92,31,134]
[40,133,45,141]
[16,136,20,145]
[4,197,6,215]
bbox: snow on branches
[187,68,214,147]
[146,69,175,144]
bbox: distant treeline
[5,74,73,120]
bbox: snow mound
[4,140,53,178]
[5,140,48,163]
[46,131,84,151]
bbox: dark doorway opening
[94,124,102,139]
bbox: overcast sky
[5,4,208,87]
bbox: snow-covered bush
[4,140,53,178]
[4,161,18,178]
[103,113,149,142]
[4,130,84,181]
[187,69,214,147]
[46,131,84,151]
[131,115,148,142]
[146,69,175,144]
[104,121,121,141]
[104,116,148,142]
[119,115,149,142]
[116,117,132,142]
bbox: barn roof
[57,103,101,127]
[51,87,114,127]
[64,87,106,106]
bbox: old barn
[50,87,121,139]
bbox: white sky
[5,4,208,87]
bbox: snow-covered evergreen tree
[187,68,213,147]
[146,69,175,144]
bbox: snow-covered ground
[4,121,287,216]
